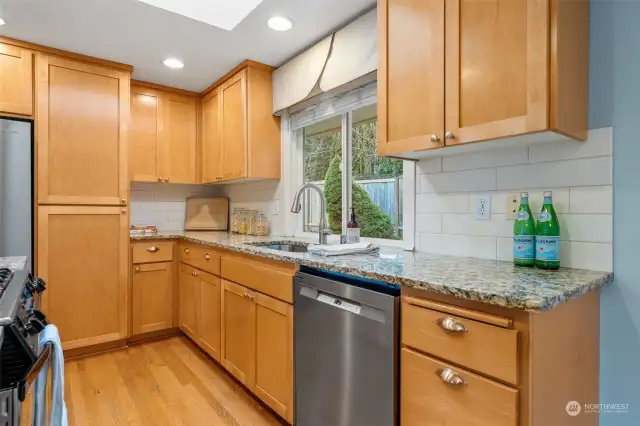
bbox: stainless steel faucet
[291,183,332,244]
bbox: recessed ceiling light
[163,58,184,69]
[0,18,5,26]
[135,0,265,31]
[268,16,293,32]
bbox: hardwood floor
[64,337,285,426]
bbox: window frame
[287,89,415,250]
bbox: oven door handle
[24,342,53,387]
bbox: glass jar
[238,210,250,234]
[231,208,244,233]
[254,213,269,236]
[246,210,259,235]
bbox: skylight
[135,0,266,31]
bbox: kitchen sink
[247,241,309,253]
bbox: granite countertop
[132,231,613,312]
[0,256,27,271]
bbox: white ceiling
[0,0,375,91]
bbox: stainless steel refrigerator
[0,118,33,271]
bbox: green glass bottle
[535,191,561,270]
[513,192,535,267]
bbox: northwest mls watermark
[566,401,630,416]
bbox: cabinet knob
[216,176,222,180]
[430,134,440,143]
[146,246,160,253]
[436,368,467,386]
[121,198,127,205]
[164,177,169,183]
[445,131,455,140]
[121,209,127,214]
[134,265,140,273]
[157,177,163,182]
[184,248,189,254]
[191,271,199,277]
[204,254,211,260]
[435,317,468,333]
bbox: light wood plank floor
[64,337,285,426]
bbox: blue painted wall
[590,1,640,424]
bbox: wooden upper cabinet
[159,93,197,183]
[0,42,33,117]
[38,206,129,350]
[132,261,174,335]
[379,0,589,157]
[201,88,222,183]
[37,54,129,205]
[378,0,445,156]
[221,71,248,181]
[200,61,281,183]
[254,292,294,423]
[444,0,548,145]
[130,87,160,183]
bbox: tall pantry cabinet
[36,54,131,351]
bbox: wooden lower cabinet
[221,280,256,387]
[198,271,222,361]
[401,348,518,426]
[178,263,200,339]
[38,206,129,350]
[254,292,294,423]
[132,262,174,335]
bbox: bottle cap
[520,192,529,197]
[544,191,552,197]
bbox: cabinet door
[130,86,161,183]
[201,88,222,183]
[159,94,197,183]
[198,272,222,361]
[0,43,33,116]
[132,262,173,335]
[378,0,445,156]
[254,292,294,423]
[221,279,255,387]
[220,70,247,181]
[38,206,129,350]
[444,0,548,145]
[178,263,199,339]
[36,54,129,205]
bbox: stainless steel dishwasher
[294,268,399,426]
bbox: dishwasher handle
[299,284,387,324]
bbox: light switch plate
[475,196,491,220]
[269,199,280,215]
[506,193,519,220]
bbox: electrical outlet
[475,196,491,220]
[506,193,519,220]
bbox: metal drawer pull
[146,246,160,253]
[435,317,468,333]
[191,271,199,277]
[436,368,467,386]
[204,254,211,260]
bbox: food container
[246,210,259,235]
[238,210,250,234]
[254,213,269,236]
[231,208,245,233]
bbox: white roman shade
[272,9,377,115]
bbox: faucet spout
[290,183,332,244]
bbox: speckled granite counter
[0,256,27,271]
[131,231,613,312]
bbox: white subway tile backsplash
[558,214,613,243]
[497,157,611,190]
[496,238,514,262]
[420,168,497,194]
[441,214,513,238]
[443,145,528,172]
[416,193,469,214]
[415,214,442,233]
[528,188,570,214]
[559,241,613,272]
[418,233,497,260]
[528,127,612,163]
[416,158,442,174]
[570,186,613,213]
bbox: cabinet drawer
[401,348,518,426]
[221,253,296,303]
[402,299,518,384]
[179,244,221,275]
[132,241,174,263]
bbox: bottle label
[515,210,530,221]
[538,211,552,222]
[513,236,534,260]
[346,228,360,243]
[536,236,560,261]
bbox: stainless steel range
[0,265,47,425]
